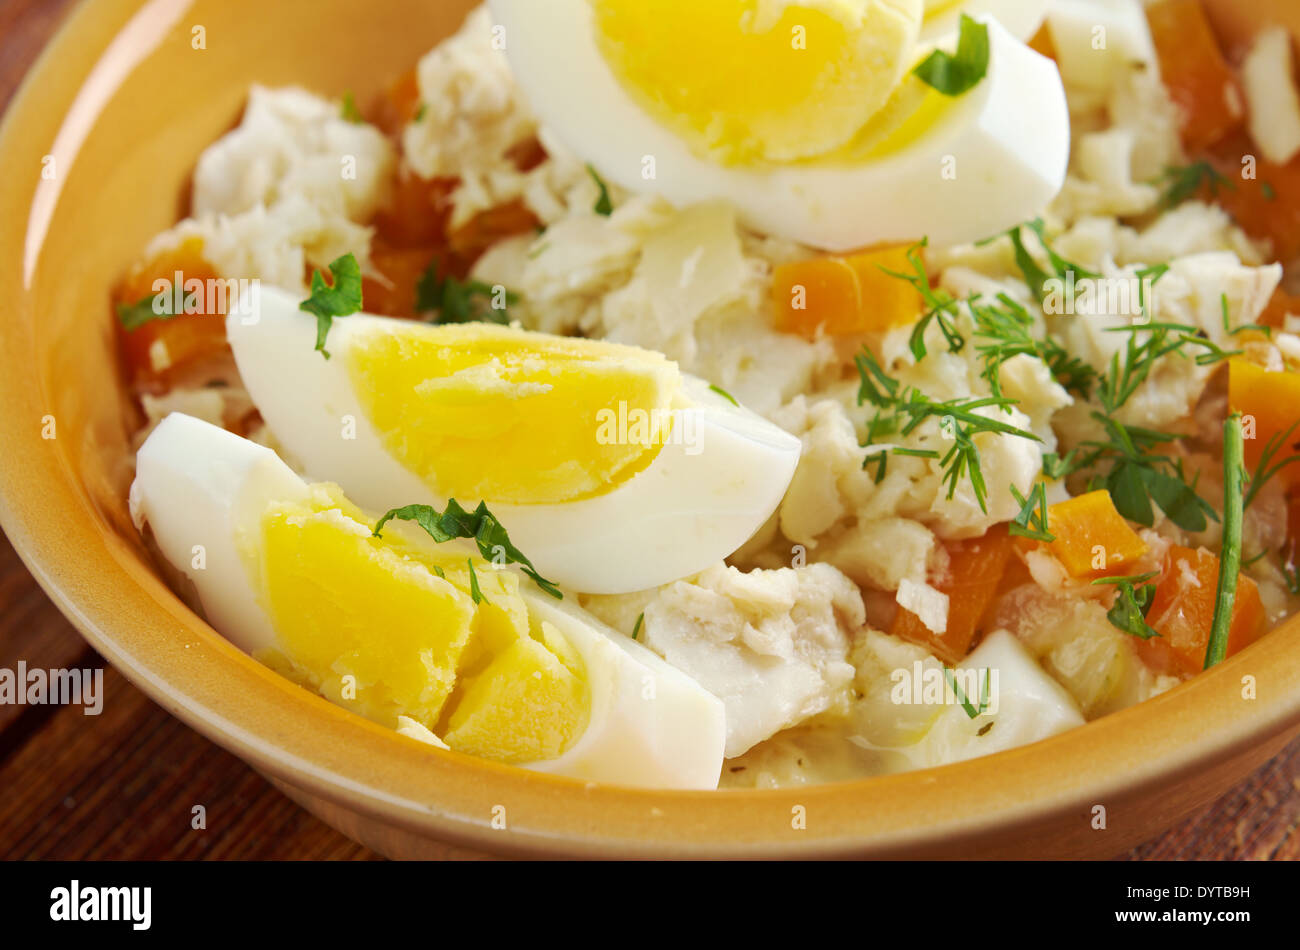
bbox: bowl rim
[2,0,1299,860]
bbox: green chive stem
[1205,413,1245,669]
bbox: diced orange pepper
[772,245,922,339]
[890,526,1014,665]
[371,67,422,138]
[114,237,228,389]
[1146,0,1243,152]
[1228,359,1300,491]
[1260,288,1300,329]
[1204,133,1300,264]
[1027,23,1056,61]
[447,199,540,261]
[1017,490,1150,580]
[505,136,548,173]
[372,165,456,249]
[1137,545,1268,677]
[362,242,442,318]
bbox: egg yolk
[590,0,923,163]
[345,321,681,505]
[250,487,589,763]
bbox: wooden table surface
[1,0,1296,862]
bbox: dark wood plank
[1125,736,1300,860]
[0,659,378,860]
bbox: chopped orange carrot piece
[447,199,540,261]
[505,136,548,173]
[1026,490,1150,580]
[890,526,1014,665]
[362,242,442,318]
[1228,359,1300,491]
[1260,288,1300,329]
[1146,0,1244,151]
[114,237,228,389]
[1137,545,1268,677]
[371,68,422,137]
[772,245,922,339]
[1204,133,1300,264]
[372,165,455,249]
[1027,23,1056,61]
[1286,492,1300,565]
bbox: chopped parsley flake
[298,253,363,359]
[912,15,990,97]
[341,91,364,124]
[587,164,614,216]
[1092,572,1162,640]
[373,499,562,599]
[466,559,488,605]
[416,259,518,325]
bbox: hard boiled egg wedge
[226,287,801,595]
[130,412,726,789]
[489,1,1068,250]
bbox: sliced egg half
[130,412,727,789]
[227,287,801,595]
[489,1,1068,250]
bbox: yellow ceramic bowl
[1,0,1298,859]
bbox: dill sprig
[969,292,1096,398]
[941,666,993,719]
[878,240,965,361]
[1157,161,1234,210]
[881,238,1093,398]
[1008,482,1054,542]
[854,347,1042,512]
[1243,419,1300,510]
[980,218,1099,302]
[1103,319,1244,368]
